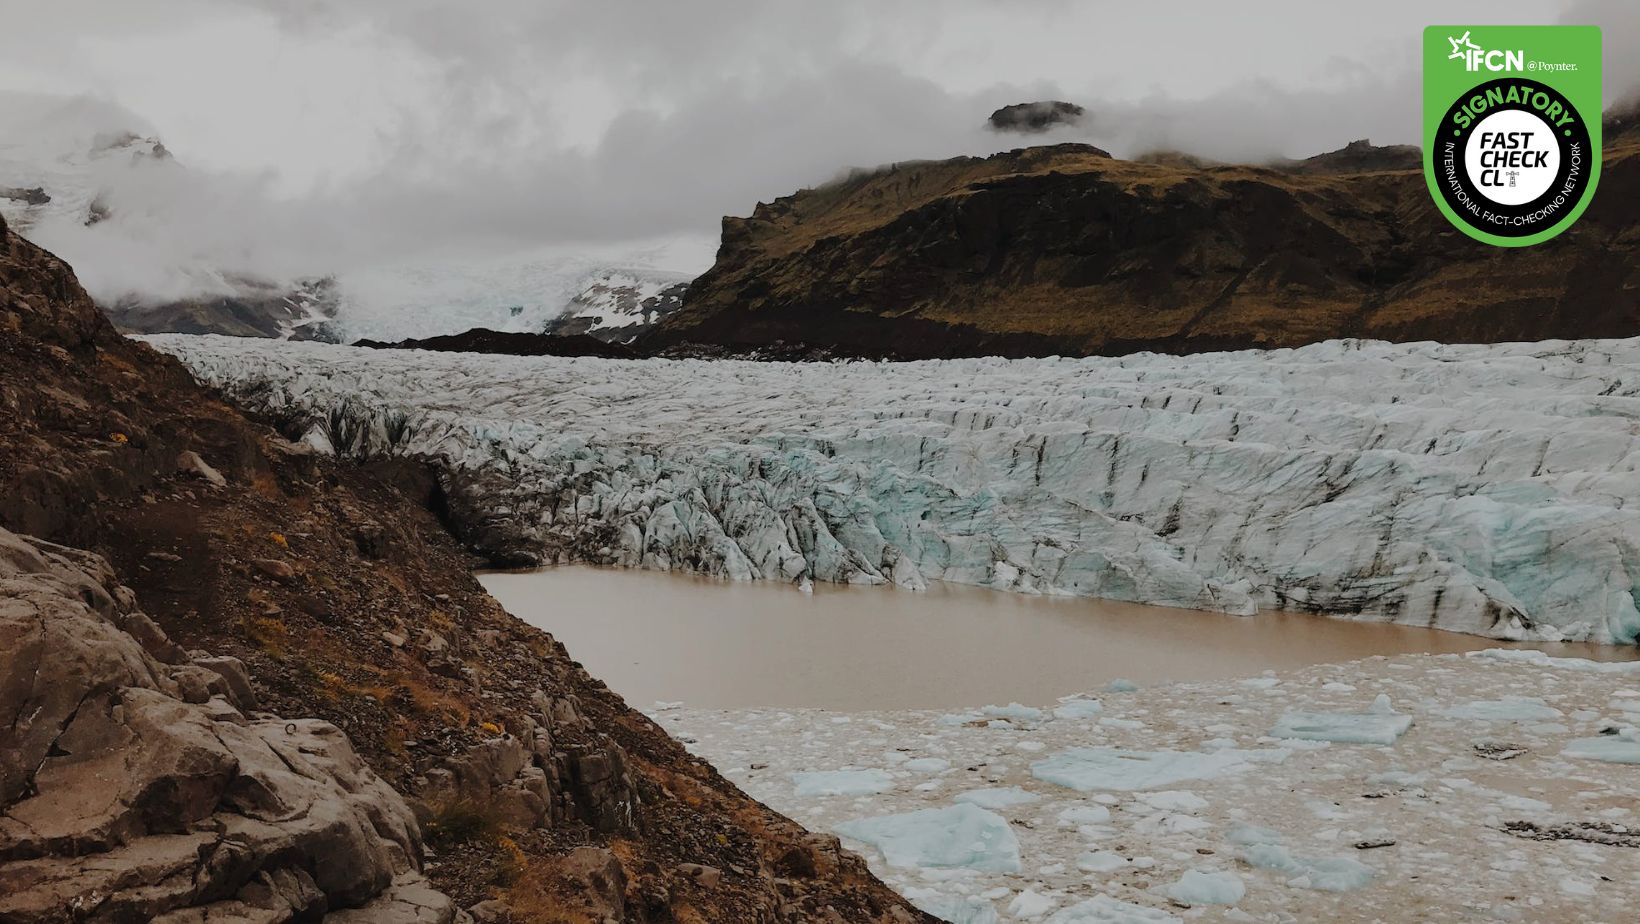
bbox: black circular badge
[1435,78,1592,238]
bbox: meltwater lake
[480,566,1635,710]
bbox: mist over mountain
[1,0,1635,335]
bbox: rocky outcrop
[1272,138,1420,174]
[0,186,49,207]
[0,527,461,922]
[988,100,1086,133]
[645,134,1640,359]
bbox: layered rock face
[0,528,459,922]
[645,135,1638,359]
[150,335,1640,644]
[1,213,931,921]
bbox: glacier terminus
[147,335,1640,644]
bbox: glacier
[144,334,1640,643]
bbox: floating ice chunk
[1054,698,1104,720]
[1365,770,1426,788]
[792,769,895,796]
[904,757,952,773]
[835,804,1022,873]
[1240,844,1374,892]
[1321,682,1357,692]
[1105,679,1140,693]
[1225,822,1283,846]
[1164,870,1245,906]
[1240,677,1281,689]
[1499,793,1552,813]
[1045,896,1178,923]
[905,890,1001,924]
[1559,877,1596,897]
[1269,737,1332,750]
[1271,696,1412,745]
[1009,890,1060,919]
[1442,696,1563,721]
[1057,804,1114,826]
[1077,850,1131,873]
[1032,748,1280,792]
[982,703,1044,722]
[1562,729,1640,764]
[1466,650,1640,674]
[939,712,983,726]
[1098,717,1146,730]
[955,786,1040,810]
[1135,813,1212,835]
[1136,790,1208,813]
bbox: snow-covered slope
[327,239,710,344]
[543,269,691,344]
[0,97,168,234]
[147,335,1640,643]
[1,93,711,343]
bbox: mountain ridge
[644,133,1639,360]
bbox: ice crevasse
[147,335,1640,643]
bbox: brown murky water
[479,566,1636,710]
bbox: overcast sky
[0,0,1633,301]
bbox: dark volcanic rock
[646,133,1640,360]
[989,100,1086,133]
[0,186,50,207]
[356,328,639,359]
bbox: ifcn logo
[1447,31,1524,72]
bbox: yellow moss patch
[495,835,526,886]
[242,613,288,655]
[398,674,471,726]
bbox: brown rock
[0,527,454,920]
[677,862,723,888]
[250,558,295,581]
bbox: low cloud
[2,0,1632,310]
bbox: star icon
[1447,31,1479,60]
